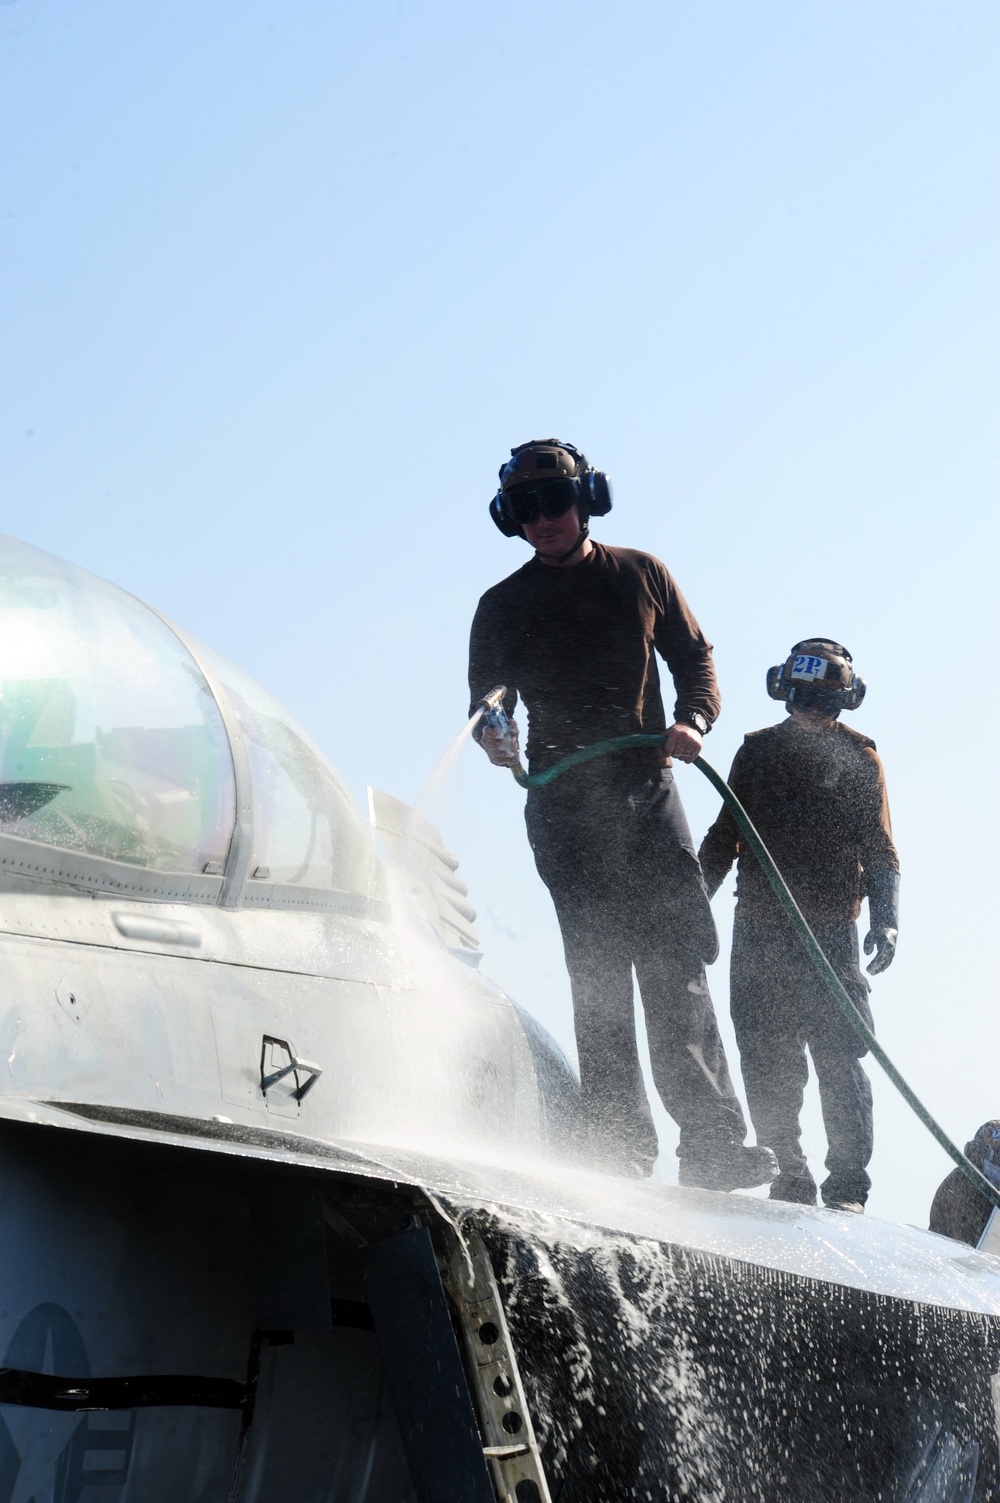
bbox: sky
[1,0,997,1228]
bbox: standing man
[468,438,777,1191]
[698,639,900,1213]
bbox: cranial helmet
[967,1122,1000,1177]
[766,639,866,717]
[488,439,613,539]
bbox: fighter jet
[0,532,996,1503]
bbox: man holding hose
[468,437,777,1190]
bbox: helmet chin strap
[536,519,590,566]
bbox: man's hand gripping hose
[475,703,1000,1216]
[474,687,528,775]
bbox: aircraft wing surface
[9,1094,1000,1317]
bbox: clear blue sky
[2,0,997,1226]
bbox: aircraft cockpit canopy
[0,536,385,914]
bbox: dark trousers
[525,762,747,1170]
[730,917,874,1204]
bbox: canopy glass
[0,536,381,906]
[197,643,382,896]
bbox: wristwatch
[677,710,710,736]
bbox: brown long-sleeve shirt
[698,719,898,925]
[468,544,720,774]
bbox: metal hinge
[440,1222,552,1503]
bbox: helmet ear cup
[489,492,524,538]
[843,675,866,712]
[586,469,613,518]
[766,664,788,701]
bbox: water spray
[473,694,1000,1217]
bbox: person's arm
[858,748,901,975]
[697,744,747,898]
[468,588,521,765]
[648,562,721,763]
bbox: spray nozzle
[477,686,512,737]
[477,685,507,717]
[475,687,529,786]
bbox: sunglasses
[501,477,581,525]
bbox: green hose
[509,732,664,789]
[510,735,1000,1218]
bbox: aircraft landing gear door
[259,1036,323,1118]
[361,1226,496,1503]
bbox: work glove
[863,868,900,975]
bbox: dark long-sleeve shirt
[929,1167,992,1248]
[468,544,720,774]
[698,718,898,925]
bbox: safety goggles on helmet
[500,476,581,525]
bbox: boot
[679,1143,779,1193]
[768,1169,819,1206]
[821,1172,868,1214]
